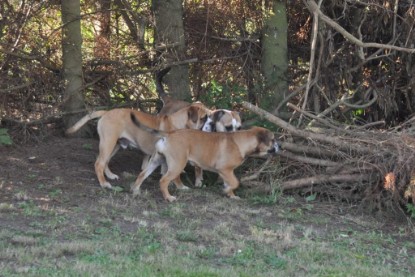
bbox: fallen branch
[281,173,374,190]
[278,151,341,167]
[241,101,373,153]
[279,141,338,158]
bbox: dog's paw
[194,180,203,187]
[229,195,241,200]
[104,168,119,180]
[131,188,141,197]
[178,185,190,190]
[166,195,177,202]
[101,182,112,189]
[106,172,119,180]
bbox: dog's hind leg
[104,144,120,180]
[160,171,182,202]
[131,153,163,196]
[95,136,119,189]
[219,170,240,199]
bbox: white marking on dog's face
[202,117,214,132]
[231,118,242,131]
[269,142,279,154]
[215,111,241,132]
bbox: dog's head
[202,109,242,132]
[186,102,211,130]
[253,127,279,155]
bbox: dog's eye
[225,126,233,132]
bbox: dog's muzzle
[202,117,214,132]
[268,142,279,154]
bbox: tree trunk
[152,0,191,101]
[261,0,288,114]
[61,0,90,136]
[93,0,113,105]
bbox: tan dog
[193,109,242,187]
[130,113,279,202]
[66,103,210,189]
[154,68,243,187]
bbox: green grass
[0,182,414,277]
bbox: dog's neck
[232,131,264,158]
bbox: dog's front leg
[172,176,190,190]
[219,170,240,199]
[194,166,204,187]
[141,154,151,170]
[131,153,163,197]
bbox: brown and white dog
[202,109,242,133]
[130,113,279,202]
[66,103,211,189]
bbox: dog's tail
[66,110,107,134]
[130,112,168,137]
[155,67,171,101]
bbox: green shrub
[0,128,13,145]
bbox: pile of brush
[242,101,415,213]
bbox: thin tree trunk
[93,0,113,104]
[61,0,90,136]
[261,0,288,115]
[152,0,191,101]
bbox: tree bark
[152,0,191,101]
[93,0,113,105]
[261,0,288,113]
[61,0,90,136]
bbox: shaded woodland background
[1,0,415,216]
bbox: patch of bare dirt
[0,134,414,255]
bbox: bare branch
[281,173,373,190]
[305,0,415,54]
[279,151,341,167]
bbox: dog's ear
[231,111,241,121]
[254,128,275,154]
[187,106,200,123]
[212,110,226,122]
[256,129,272,146]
